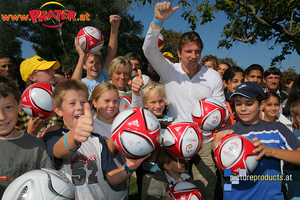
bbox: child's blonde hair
[142,82,166,105]
[91,82,119,111]
[108,56,132,79]
[84,52,103,64]
[290,99,300,126]
[51,79,88,109]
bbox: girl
[108,56,132,98]
[261,92,293,131]
[222,66,245,123]
[91,82,128,200]
[18,55,63,137]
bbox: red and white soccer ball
[118,96,132,112]
[77,26,104,53]
[158,33,164,50]
[169,181,203,200]
[192,97,226,131]
[21,83,55,119]
[164,120,203,159]
[111,107,161,158]
[214,134,258,175]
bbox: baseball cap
[230,81,265,100]
[162,52,174,59]
[20,55,60,82]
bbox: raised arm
[72,37,86,80]
[151,2,179,31]
[105,14,121,69]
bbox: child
[43,79,146,199]
[285,99,300,200]
[91,82,128,200]
[18,55,63,137]
[72,15,121,94]
[200,54,219,70]
[261,92,293,131]
[0,74,54,197]
[145,146,193,200]
[222,66,245,124]
[213,81,300,200]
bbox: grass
[128,176,140,200]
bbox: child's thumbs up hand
[131,69,144,96]
[74,102,94,143]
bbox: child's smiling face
[235,95,262,125]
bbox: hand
[212,129,234,151]
[73,102,94,143]
[27,116,51,136]
[74,37,86,57]
[163,190,175,200]
[125,154,151,171]
[252,137,274,160]
[119,101,127,113]
[39,124,61,139]
[110,14,121,28]
[154,2,179,24]
[131,69,143,96]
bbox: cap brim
[230,93,252,100]
[36,61,60,71]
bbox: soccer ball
[21,83,55,119]
[164,120,203,159]
[158,33,164,50]
[2,168,75,200]
[118,96,132,112]
[214,134,258,175]
[77,26,104,53]
[111,107,161,158]
[169,181,203,200]
[192,97,226,131]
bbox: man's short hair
[178,31,203,54]
[290,99,300,124]
[124,52,142,65]
[156,146,173,171]
[52,79,88,109]
[245,64,264,76]
[0,74,21,102]
[0,54,15,64]
[263,67,282,79]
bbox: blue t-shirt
[81,66,108,94]
[222,120,300,200]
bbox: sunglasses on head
[266,71,280,76]
[180,31,200,40]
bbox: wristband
[153,18,163,26]
[64,132,81,152]
[124,162,136,174]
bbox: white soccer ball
[169,181,203,200]
[77,26,104,53]
[2,168,75,200]
[111,107,161,158]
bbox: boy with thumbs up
[43,79,148,200]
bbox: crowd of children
[0,2,300,200]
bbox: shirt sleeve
[278,122,300,150]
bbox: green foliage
[0,0,144,71]
[134,0,300,66]
[280,67,298,90]
[160,27,182,62]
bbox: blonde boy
[43,79,147,199]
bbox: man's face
[245,70,262,84]
[263,73,281,92]
[0,58,16,79]
[177,41,201,70]
[130,59,141,71]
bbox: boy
[0,74,53,197]
[285,99,300,199]
[43,79,147,199]
[145,146,193,200]
[213,81,300,200]
[72,15,121,94]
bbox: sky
[22,1,300,73]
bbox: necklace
[182,64,201,79]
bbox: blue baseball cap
[230,82,265,100]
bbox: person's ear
[53,106,63,117]
[223,80,227,88]
[260,100,265,111]
[92,99,97,110]
[263,77,266,84]
[18,100,22,112]
[296,115,300,124]
[164,163,171,171]
[177,49,181,59]
[28,73,37,82]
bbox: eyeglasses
[180,31,200,40]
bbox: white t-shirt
[93,117,128,200]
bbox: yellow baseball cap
[162,52,174,59]
[20,55,60,82]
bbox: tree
[219,57,238,67]
[160,28,182,62]
[0,0,144,69]
[135,0,300,66]
[280,67,298,90]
